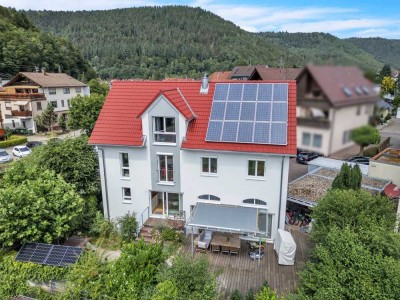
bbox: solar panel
[206,83,289,145]
[15,243,83,267]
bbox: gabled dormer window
[153,117,176,143]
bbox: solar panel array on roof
[15,243,83,267]
[206,83,288,145]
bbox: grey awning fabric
[187,202,259,234]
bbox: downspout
[328,109,336,156]
[277,156,285,230]
[99,148,111,220]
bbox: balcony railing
[11,110,32,117]
[0,93,45,100]
[297,117,330,129]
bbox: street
[380,118,400,148]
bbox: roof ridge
[176,87,197,119]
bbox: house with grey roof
[0,70,89,132]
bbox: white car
[12,146,32,158]
[0,150,12,163]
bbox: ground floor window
[312,134,322,148]
[258,210,273,239]
[198,194,220,201]
[122,187,132,203]
[151,192,183,217]
[302,132,311,146]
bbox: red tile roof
[89,80,297,155]
[297,65,378,107]
[137,88,196,120]
[254,66,301,80]
[209,71,232,81]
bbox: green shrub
[159,227,182,243]
[89,211,117,238]
[0,251,68,299]
[118,212,138,243]
[246,288,255,300]
[77,194,101,233]
[0,135,27,148]
[255,286,280,300]
[363,145,379,157]
[230,289,243,300]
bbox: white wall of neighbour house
[296,125,330,156]
[43,86,89,117]
[330,104,373,154]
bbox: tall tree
[35,103,57,132]
[88,78,109,96]
[350,125,380,155]
[67,94,105,136]
[0,160,83,247]
[381,76,396,95]
[379,64,392,81]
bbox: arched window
[198,194,220,201]
[243,198,267,206]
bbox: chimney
[41,67,46,75]
[200,74,209,94]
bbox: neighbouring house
[212,65,381,157]
[376,99,393,119]
[296,65,379,156]
[89,78,297,241]
[0,70,89,133]
[369,148,400,187]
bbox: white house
[0,70,89,132]
[89,78,297,241]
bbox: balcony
[0,93,46,101]
[297,117,330,129]
[11,110,32,117]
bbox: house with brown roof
[296,65,379,156]
[89,77,297,242]
[0,70,89,132]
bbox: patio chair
[230,247,239,256]
[211,244,220,254]
[221,245,230,255]
[197,230,212,251]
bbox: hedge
[0,136,27,148]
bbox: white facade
[97,95,291,241]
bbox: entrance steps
[139,217,186,243]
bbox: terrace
[287,167,390,207]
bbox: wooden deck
[185,229,310,297]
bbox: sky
[1,0,399,38]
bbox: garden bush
[89,211,117,238]
[117,212,138,243]
[0,135,27,148]
[159,227,182,243]
[0,252,68,299]
[77,194,101,233]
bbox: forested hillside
[345,37,400,69]
[25,6,384,79]
[25,6,300,79]
[259,32,383,71]
[0,6,96,80]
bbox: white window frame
[75,87,81,93]
[48,88,56,95]
[122,187,132,203]
[302,132,311,146]
[36,102,42,111]
[157,153,174,184]
[201,157,218,175]
[61,100,65,107]
[50,101,58,108]
[247,159,266,178]
[120,152,130,178]
[198,194,220,201]
[153,117,176,144]
[63,87,70,94]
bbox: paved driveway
[380,118,400,148]
[288,157,308,182]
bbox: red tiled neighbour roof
[137,88,196,120]
[297,65,379,107]
[209,71,232,81]
[89,80,297,155]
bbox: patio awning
[187,202,259,234]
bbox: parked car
[12,146,32,158]
[0,150,12,163]
[296,152,321,164]
[26,141,43,149]
[347,156,370,165]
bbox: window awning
[14,100,30,106]
[187,202,260,234]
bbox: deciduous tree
[0,160,83,247]
[350,125,380,155]
[35,103,57,132]
[67,94,105,136]
[381,76,396,95]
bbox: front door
[151,191,182,217]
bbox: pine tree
[332,163,362,190]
